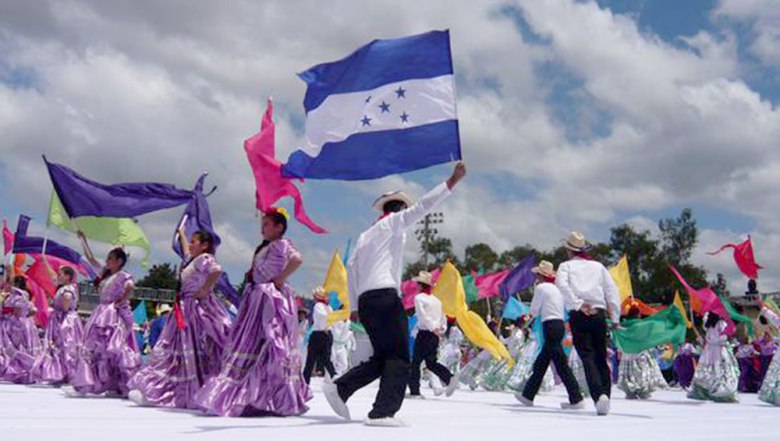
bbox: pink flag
[669,265,736,336]
[2,219,13,255]
[244,99,326,234]
[475,269,511,299]
[708,236,762,279]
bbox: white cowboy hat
[412,271,433,287]
[531,260,556,278]
[372,190,414,212]
[312,286,328,300]
[156,303,172,316]
[563,231,589,252]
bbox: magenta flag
[708,236,762,279]
[475,269,510,299]
[669,265,736,336]
[244,99,326,234]
[2,219,13,255]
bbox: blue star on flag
[378,101,390,113]
[400,112,410,123]
[360,115,372,126]
[395,86,406,98]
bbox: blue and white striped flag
[282,30,461,180]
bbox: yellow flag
[609,255,633,302]
[673,291,692,329]
[324,250,349,325]
[433,262,513,366]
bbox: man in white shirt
[408,271,456,398]
[556,232,621,416]
[515,261,584,409]
[324,162,466,426]
[303,287,337,384]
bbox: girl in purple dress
[32,259,84,385]
[195,208,311,416]
[128,230,232,409]
[0,275,42,384]
[674,343,698,389]
[64,236,140,398]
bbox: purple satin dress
[674,343,697,389]
[0,288,43,383]
[70,271,140,396]
[129,253,231,409]
[32,283,84,384]
[195,239,311,416]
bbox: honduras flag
[282,30,461,181]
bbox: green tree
[497,245,536,269]
[137,263,178,290]
[463,243,499,273]
[659,208,698,266]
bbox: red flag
[475,269,511,299]
[2,219,13,255]
[244,99,326,234]
[669,265,736,336]
[708,236,762,279]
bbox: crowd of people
[1,162,779,428]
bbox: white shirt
[312,302,332,331]
[414,293,446,332]
[347,182,451,310]
[556,257,621,323]
[529,282,565,322]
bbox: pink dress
[32,283,84,384]
[195,239,311,416]
[70,271,140,396]
[129,253,232,408]
[0,288,43,383]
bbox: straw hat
[156,303,172,316]
[563,231,589,252]
[412,271,433,287]
[372,190,413,212]
[312,286,328,301]
[531,260,556,278]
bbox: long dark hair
[704,312,721,329]
[94,247,128,287]
[245,211,288,284]
[192,230,216,255]
[13,275,26,291]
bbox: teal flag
[502,297,529,320]
[720,295,754,336]
[132,301,148,325]
[613,307,686,354]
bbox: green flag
[48,192,152,266]
[720,295,754,337]
[613,307,687,354]
[463,274,478,304]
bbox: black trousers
[335,288,409,419]
[522,319,583,403]
[569,310,611,402]
[408,330,453,395]
[303,330,336,384]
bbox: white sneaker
[514,392,533,407]
[596,395,611,416]
[445,374,460,397]
[433,387,445,397]
[128,390,150,407]
[560,400,586,410]
[322,377,351,421]
[62,385,85,398]
[364,416,406,427]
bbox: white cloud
[715,0,780,66]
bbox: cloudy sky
[1,0,778,297]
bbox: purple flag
[172,175,240,307]
[13,215,97,278]
[499,254,536,301]
[43,156,194,218]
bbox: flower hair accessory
[265,206,290,221]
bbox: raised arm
[177,227,191,260]
[40,255,58,284]
[77,231,100,269]
[392,162,465,232]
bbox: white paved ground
[1,380,777,441]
